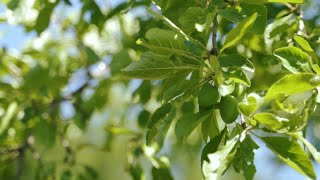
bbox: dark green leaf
[175,109,212,143]
[34,118,56,148]
[201,110,220,141]
[219,54,254,72]
[233,135,259,180]
[198,83,219,108]
[146,103,176,147]
[201,128,228,166]
[35,2,57,35]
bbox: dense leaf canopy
[0,0,320,179]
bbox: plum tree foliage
[0,0,320,179]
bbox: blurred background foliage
[0,0,319,179]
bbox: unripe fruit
[220,95,239,124]
[198,83,219,107]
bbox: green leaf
[262,137,316,179]
[146,103,176,147]
[274,46,312,73]
[178,7,203,34]
[146,7,206,50]
[241,4,267,34]
[202,131,244,179]
[122,52,199,80]
[201,128,228,167]
[233,135,259,180]
[218,8,243,23]
[292,133,320,164]
[138,110,151,128]
[265,73,320,100]
[293,35,318,65]
[198,83,219,108]
[224,69,251,87]
[0,102,18,133]
[239,0,303,3]
[151,166,174,180]
[220,13,258,52]
[175,110,212,143]
[269,24,290,38]
[35,2,57,35]
[293,35,313,52]
[133,81,151,103]
[253,113,283,131]
[34,118,56,148]
[111,50,132,75]
[238,96,259,117]
[268,0,304,3]
[219,54,255,72]
[141,28,202,60]
[210,55,223,86]
[201,110,220,141]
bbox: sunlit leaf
[221,13,258,52]
[262,136,316,179]
[122,52,200,79]
[274,46,312,73]
[265,73,320,100]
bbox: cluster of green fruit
[198,83,239,124]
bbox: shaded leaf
[219,54,254,72]
[224,69,251,87]
[233,135,259,180]
[175,110,212,143]
[201,110,220,141]
[35,2,57,35]
[201,128,228,167]
[34,119,56,148]
[146,103,176,147]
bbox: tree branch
[210,14,219,56]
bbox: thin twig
[210,14,219,56]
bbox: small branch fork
[210,14,219,56]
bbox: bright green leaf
[253,113,283,131]
[122,52,200,80]
[221,13,258,52]
[274,46,312,73]
[262,136,316,179]
[202,131,244,179]
[292,133,320,164]
[265,73,320,100]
